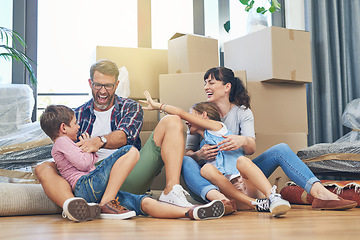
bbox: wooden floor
[1,205,360,240]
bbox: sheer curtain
[305,0,360,145]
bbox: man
[35,59,193,222]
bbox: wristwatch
[99,136,107,148]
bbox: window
[37,0,138,117]
[151,0,193,49]
[0,0,13,85]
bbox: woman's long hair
[204,67,250,109]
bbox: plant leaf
[257,7,267,14]
[239,0,250,5]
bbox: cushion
[0,183,61,216]
[280,180,360,207]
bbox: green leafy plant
[0,26,37,85]
[224,0,281,33]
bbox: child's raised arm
[140,91,222,132]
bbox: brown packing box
[137,98,159,131]
[249,132,308,190]
[159,71,246,130]
[168,33,219,74]
[96,46,168,99]
[224,26,312,83]
[247,81,308,134]
[159,71,246,112]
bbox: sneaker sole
[193,200,225,220]
[63,198,101,222]
[100,211,136,220]
[270,204,291,217]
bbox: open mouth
[97,95,108,104]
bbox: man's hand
[76,136,102,153]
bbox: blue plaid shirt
[74,95,143,150]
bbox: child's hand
[139,91,161,111]
[78,132,90,141]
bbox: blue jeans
[181,156,219,203]
[181,143,320,202]
[74,145,148,215]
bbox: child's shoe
[100,199,136,219]
[185,200,225,220]
[62,197,101,222]
[268,186,291,217]
[251,198,270,212]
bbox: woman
[182,67,357,211]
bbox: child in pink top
[40,105,225,221]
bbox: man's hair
[191,102,221,122]
[90,59,119,81]
[40,105,75,141]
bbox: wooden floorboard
[1,205,360,240]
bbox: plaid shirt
[74,95,143,150]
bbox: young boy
[40,104,225,222]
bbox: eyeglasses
[91,81,116,90]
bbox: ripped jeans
[74,145,147,215]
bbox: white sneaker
[159,185,194,208]
[62,197,101,222]
[268,186,291,217]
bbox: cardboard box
[247,82,308,134]
[139,131,153,147]
[159,71,246,112]
[249,132,308,190]
[159,71,246,131]
[224,26,312,83]
[168,33,219,74]
[96,46,168,98]
[137,98,159,131]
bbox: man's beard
[93,91,114,110]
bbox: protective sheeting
[0,84,35,137]
[298,98,360,177]
[0,84,52,182]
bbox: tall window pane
[37,0,137,112]
[0,0,13,84]
[151,0,193,49]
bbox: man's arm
[76,130,127,153]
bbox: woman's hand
[217,135,249,152]
[197,144,219,162]
[139,91,161,111]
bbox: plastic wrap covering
[0,84,35,137]
[298,137,360,178]
[296,98,360,178]
[335,98,360,143]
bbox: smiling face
[65,115,80,142]
[204,76,230,104]
[185,109,203,135]
[89,70,119,111]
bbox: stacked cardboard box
[96,46,168,132]
[224,26,312,190]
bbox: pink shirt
[51,136,98,190]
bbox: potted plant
[224,0,281,33]
[0,26,36,85]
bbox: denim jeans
[181,156,219,203]
[74,145,148,215]
[181,143,320,202]
[252,143,320,194]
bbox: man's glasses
[91,81,116,90]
